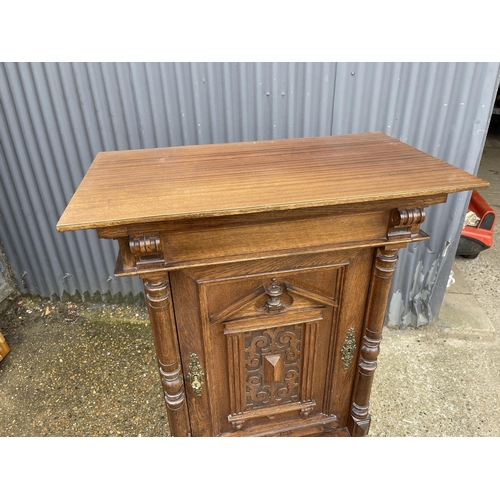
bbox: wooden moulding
[94,194,448,240]
[112,202,435,278]
[57,132,488,233]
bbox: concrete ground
[1,131,499,438]
[370,129,500,437]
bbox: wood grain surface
[56,132,488,231]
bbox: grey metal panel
[1,61,498,326]
[0,62,133,300]
[332,62,500,326]
[0,62,337,301]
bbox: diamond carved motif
[245,325,301,410]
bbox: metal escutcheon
[187,353,204,397]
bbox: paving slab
[445,263,472,295]
[438,293,495,331]
[370,325,500,437]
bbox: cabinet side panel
[324,248,374,424]
[169,270,215,436]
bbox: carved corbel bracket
[388,208,426,242]
[129,233,165,269]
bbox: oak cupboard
[57,132,488,436]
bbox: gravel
[0,297,169,437]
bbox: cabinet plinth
[57,132,488,437]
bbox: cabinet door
[170,248,373,437]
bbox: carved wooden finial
[265,278,285,313]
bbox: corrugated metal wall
[0,62,498,325]
[0,242,15,303]
[333,62,500,326]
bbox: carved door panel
[170,248,373,437]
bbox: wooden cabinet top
[57,132,488,232]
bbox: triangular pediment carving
[210,278,336,325]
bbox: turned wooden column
[143,274,191,436]
[348,245,399,436]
